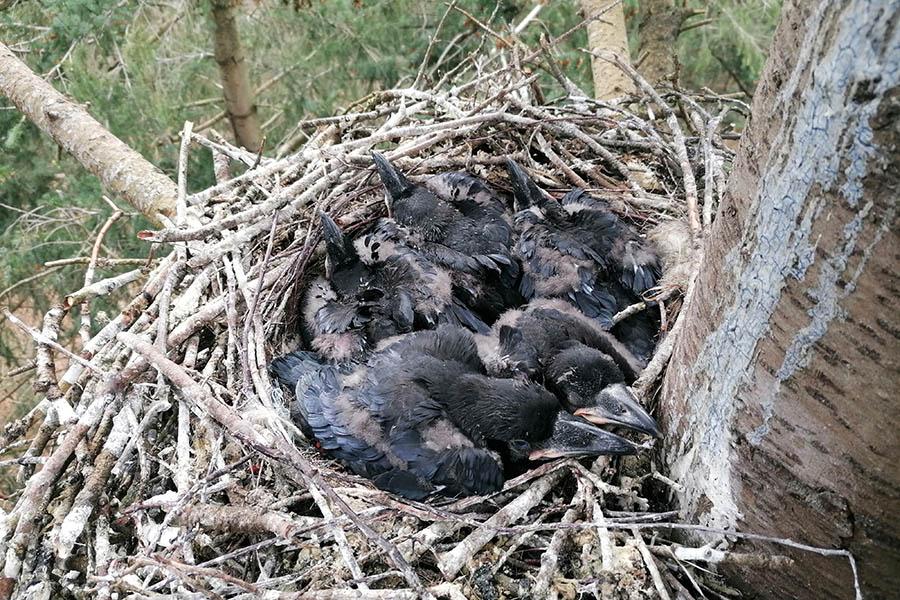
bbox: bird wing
[388,424,505,497]
[269,353,393,478]
[563,190,662,296]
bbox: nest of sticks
[0,50,752,599]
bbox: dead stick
[632,526,672,600]
[437,469,565,579]
[533,483,584,597]
[80,208,123,344]
[2,310,107,375]
[115,332,431,599]
[64,268,147,308]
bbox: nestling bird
[505,158,618,325]
[505,159,662,361]
[371,153,523,319]
[303,213,490,361]
[475,299,660,437]
[270,326,639,499]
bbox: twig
[533,482,585,597]
[2,309,107,375]
[79,207,123,344]
[437,469,565,579]
[64,268,147,307]
[648,544,794,567]
[414,0,457,89]
[0,267,62,303]
[633,526,672,600]
[44,257,152,267]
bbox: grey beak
[505,158,545,211]
[371,152,412,200]
[573,383,661,438]
[528,411,640,460]
[319,211,348,275]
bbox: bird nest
[0,56,747,600]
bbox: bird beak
[528,412,639,460]
[573,383,662,438]
[319,211,346,275]
[504,158,543,212]
[371,152,412,200]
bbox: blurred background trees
[0,0,780,408]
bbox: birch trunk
[580,0,635,99]
[210,0,262,151]
[0,43,176,223]
[660,1,899,598]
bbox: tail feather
[442,300,492,335]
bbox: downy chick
[506,159,661,358]
[372,153,521,320]
[557,189,663,361]
[505,159,618,325]
[304,213,490,361]
[476,299,660,437]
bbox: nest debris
[0,52,761,600]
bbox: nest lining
[0,59,750,600]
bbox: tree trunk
[210,0,262,151]
[0,43,176,223]
[579,0,635,99]
[636,0,687,83]
[660,1,899,599]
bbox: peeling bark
[661,1,899,598]
[210,0,262,151]
[580,0,635,99]
[0,43,176,223]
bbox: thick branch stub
[0,43,176,223]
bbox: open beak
[505,158,545,212]
[528,412,640,460]
[573,383,661,438]
[371,152,412,200]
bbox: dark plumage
[560,189,661,296]
[557,190,662,361]
[424,170,525,317]
[505,159,618,325]
[476,299,660,437]
[270,326,639,499]
[505,159,662,359]
[303,214,489,360]
[353,217,492,334]
[372,154,521,320]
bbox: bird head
[371,152,413,206]
[505,158,548,212]
[319,212,356,272]
[546,342,660,437]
